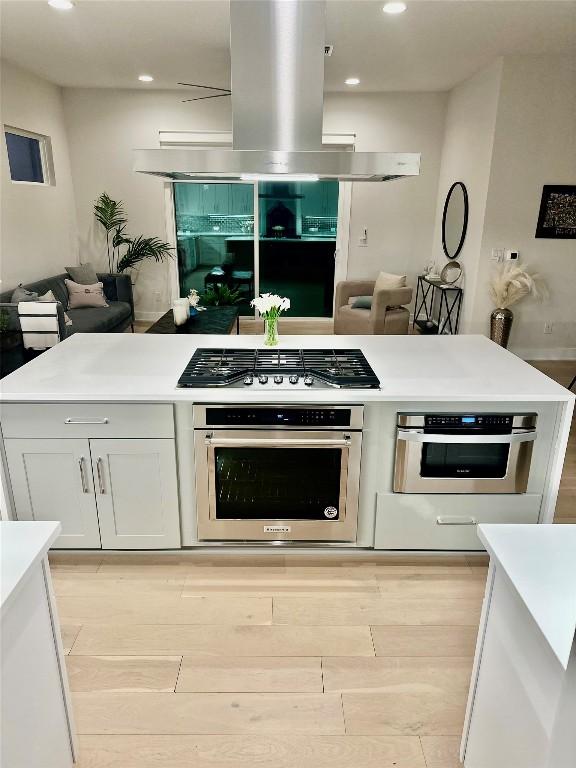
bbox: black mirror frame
[442,181,469,260]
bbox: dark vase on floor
[490,307,514,348]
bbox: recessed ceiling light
[48,0,75,9]
[345,77,360,86]
[138,75,154,83]
[383,2,407,14]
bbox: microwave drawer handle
[436,516,477,526]
[205,436,351,448]
[65,417,109,425]
[397,429,536,445]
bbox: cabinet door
[91,439,181,549]
[4,438,102,549]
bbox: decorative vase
[189,306,199,318]
[264,316,279,347]
[490,307,514,348]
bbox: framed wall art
[535,185,576,239]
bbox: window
[4,127,53,184]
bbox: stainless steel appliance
[193,404,363,542]
[134,1,420,182]
[394,413,537,494]
[178,348,380,390]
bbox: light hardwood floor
[52,555,487,767]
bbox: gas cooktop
[177,348,380,390]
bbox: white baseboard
[510,347,576,361]
[135,310,165,322]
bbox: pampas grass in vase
[488,263,547,348]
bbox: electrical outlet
[491,249,504,262]
[544,322,553,334]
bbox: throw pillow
[65,263,99,285]
[39,289,73,325]
[11,285,38,303]
[65,279,108,309]
[374,271,407,294]
[351,295,373,310]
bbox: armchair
[334,280,413,335]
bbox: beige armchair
[334,280,413,335]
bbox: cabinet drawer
[1,404,174,439]
[374,493,542,551]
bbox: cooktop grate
[178,348,380,388]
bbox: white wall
[431,54,576,358]
[475,55,576,358]
[324,93,447,290]
[430,58,503,331]
[62,87,447,316]
[62,88,231,317]
[0,60,77,289]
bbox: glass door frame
[163,133,353,320]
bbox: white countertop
[0,332,571,403]
[0,521,61,616]
[478,524,576,669]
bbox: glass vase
[264,316,279,347]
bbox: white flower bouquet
[251,293,290,346]
[188,289,201,308]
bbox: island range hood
[134,0,420,182]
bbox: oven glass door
[420,441,510,479]
[206,431,350,523]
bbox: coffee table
[146,306,240,335]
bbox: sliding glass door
[173,180,339,318]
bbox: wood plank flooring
[51,555,486,767]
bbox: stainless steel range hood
[134,0,420,182]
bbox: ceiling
[1,0,574,93]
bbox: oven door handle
[204,436,352,448]
[396,429,536,445]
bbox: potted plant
[201,285,243,307]
[488,263,547,348]
[94,192,173,280]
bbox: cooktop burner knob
[274,375,284,385]
[243,375,253,385]
[289,375,299,385]
[303,376,314,386]
[258,375,268,385]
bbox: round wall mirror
[442,182,469,259]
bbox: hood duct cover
[134,0,420,182]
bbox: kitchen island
[1,521,76,767]
[462,524,576,767]
[0,333,573,551]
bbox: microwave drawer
[374,493,542,551]
[1,403,174,439]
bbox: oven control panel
[204,407,353,427]
[424,414,513,428]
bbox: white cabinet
[4,439,102,549]
[5,432,181,550]
[374,493,543,550]
[91,439,180,549]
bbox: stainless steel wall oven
[394,413,537,494]
[193,404,363,542]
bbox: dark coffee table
[146,306,240,335]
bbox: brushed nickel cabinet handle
[436,516,477,526]
[78,456,89,493]
[65,418,109,425]
[96,457,106,494]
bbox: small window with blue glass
[4,128,51,184]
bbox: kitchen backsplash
[177,214,338,237]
